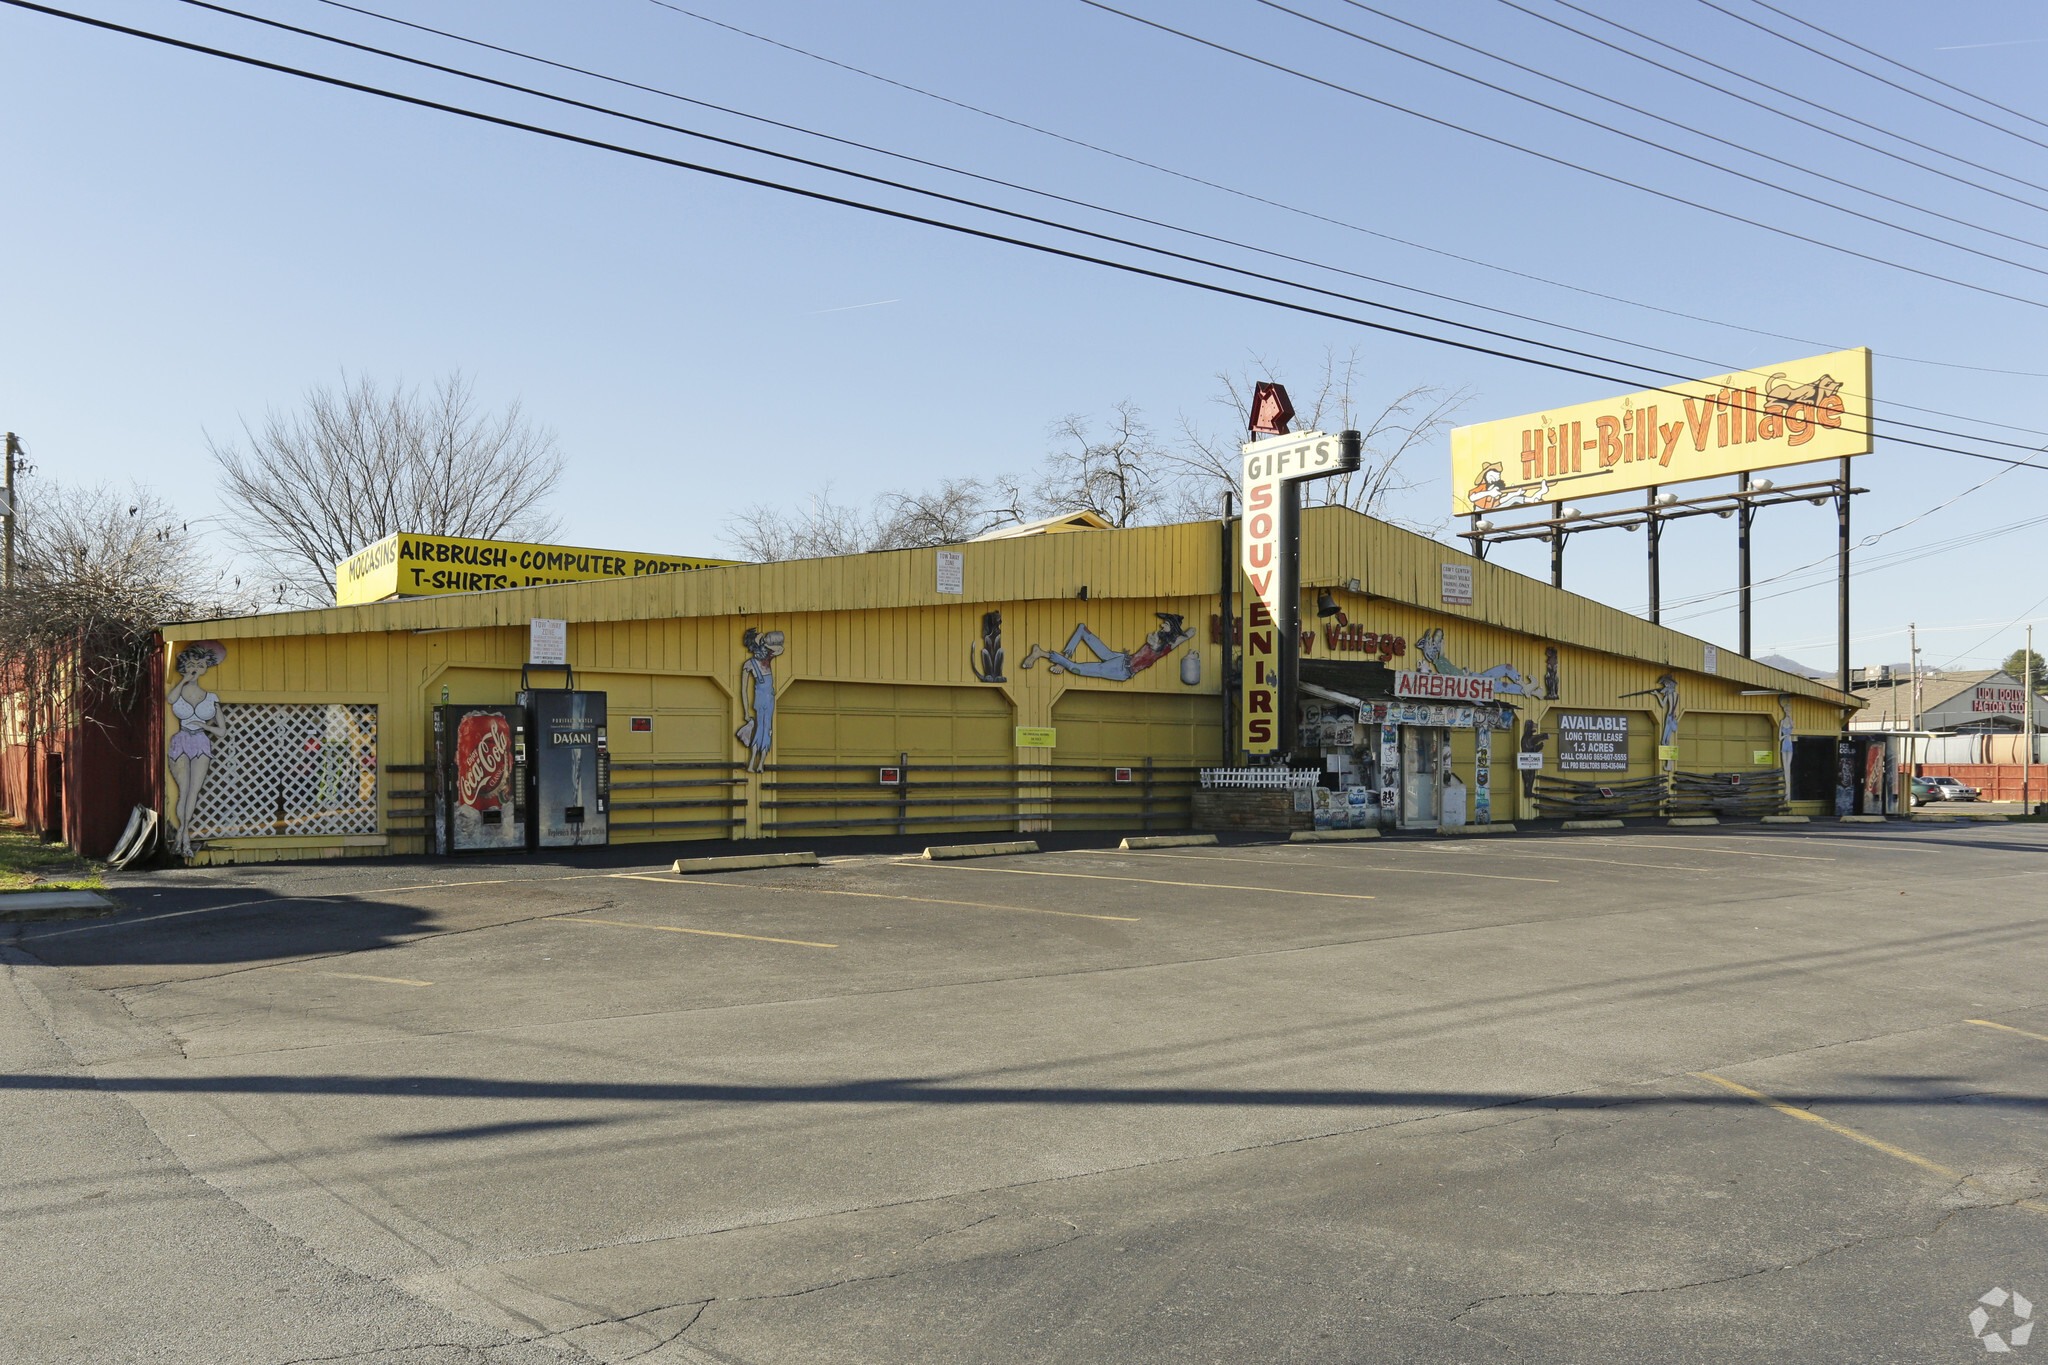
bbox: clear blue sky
[7,0,2046,673]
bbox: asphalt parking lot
[5,821,2047,1363]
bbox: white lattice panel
[189,703,379,839]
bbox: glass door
[1400,727,1443,827]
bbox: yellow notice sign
[335,533,739,605]
[1450,348,1871,516]
[1753,750,1775,765]
[1015,727,1058,749]
[1657,745,1679,761]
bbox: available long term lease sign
[1449,348,1872,517]
[1556,713,1631,772]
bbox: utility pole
[3,432,16,594]
[2026,623,2035,813]
[1910,623,1921,732]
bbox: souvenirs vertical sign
[1239,427,1361,754]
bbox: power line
[641,0,2048,379]
[296,0,2048,444]
[12,0,2045,476]
[1741,0,2048,139]
[1694,0,2048,156]
[1269,0,2048,268]
[1072,0,2048,311]
[1489,0,2048,220]
[178,0,2048,457]
[1528,0,2048,202]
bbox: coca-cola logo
[458,723,510,806]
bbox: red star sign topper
[1250,381,1295,435]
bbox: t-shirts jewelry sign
[1239,420,1362,756]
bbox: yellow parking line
[911,864,1373,900]
[617,874,1138,921]
[274,967,433,987]
[547,916,836,948]
[1694,1071,2048,1217]
[1073,849,1557,883]
[1967,1018,2048,1045]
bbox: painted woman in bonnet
[167,639,228,855]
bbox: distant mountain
[1755,653,1833,679]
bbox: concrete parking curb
[1562,819,1623,830]
[923,841,1040,860]
[1120,834,1218,850]
[672,852,820,874]
[1667,817,1719,826]
[0,890,116,922]
[1435,823,1517,836]
[1289,829,1382,842]
[1761,815,1810,824]
[1838,815,1887,824]
[1910,814,1957,823]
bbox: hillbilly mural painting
[166,639,228,857]
[1412,628,1542,698]
[1621,674,1684,772]
[1449,348,1872,516]
[736,627,786,773]
[1021,613,1193,681]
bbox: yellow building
[159,508,1853,865]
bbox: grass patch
[0,825,104,892]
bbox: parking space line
[614,874,1139,921]
[1070,849,1558,883]
[1693,1071,2048,1217]
[908,864,1374,900]
[1573,840,1833,862]
[273,967,434,987]
[547,916,837,948]
[1967,1019,2048,1045]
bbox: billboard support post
[1645,485,1661,625]
[1837,455,1852,697]
[1738,471,1753,659]
[1549,501,1565,590]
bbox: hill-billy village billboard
[1449,348,1872,516]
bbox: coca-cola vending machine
[433,704,527,853]
[518,685,609,848]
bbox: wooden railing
[607,759,749,833]
[759,758,1198,835]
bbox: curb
[1120,834,1218,850]
[1561,819,1623,830]
[1290,828,1382,842]
[1667,817,1719,827]
[1838,815,1887,824]
[672,852,819,874]
[924,840,1040,860]
[1435,823,1517,836]
[0,890,117,922]
[1760,815,1810,824]
[1910,814,1957,823]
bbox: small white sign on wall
[529,617,567,666]
[1703,644,1718,675]
[936,550,964,594]
[1440,563,1473,606]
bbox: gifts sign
[456,712,514,812]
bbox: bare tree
[0,475,255,761]
[1039,401,1160,528]
[722,477,1027,562]
[1161,347,1470,531]
[211,372,563,605]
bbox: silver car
[1921,776,1980,802]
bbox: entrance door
[1400,727,1446,827]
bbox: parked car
[1916,775,1980,802]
